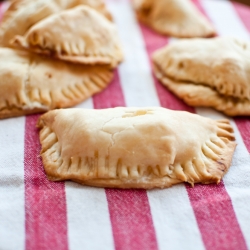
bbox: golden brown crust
[155,76,250,117]
[11,6,123,68]
[0,0,60,47]
[0,107,47,119]
[0,48,114,119]
[153,37,250,116]
[133,0,216,38]
[0,0,112,47]
[37,107,236,189]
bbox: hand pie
[0,0,112,47]
[0,48,113,119]
[37,107,236,189]
[133,0,215,38]
[153,37,250,116]
[12,6,123,68]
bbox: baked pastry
[153,37,250,116]
[12,6,123,68]
[0,0,112,47]
[37,107,236,189]
[133,0,215,38]
[0,48,113,119]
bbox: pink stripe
[235,118,250,152]
[191,0,212,18]
[231,2,250,153]
[139,16,247,249]
[191,0,218,35]
[140,24,194,112]
[186,183,247,250]
[0,3,4,22]
[106,189,158,250]
[93,70,158,250]
[24,115,68,250]
[232,1,250,31]
[93,70,125,108]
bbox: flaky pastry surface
[12,6,123,68]
[0,48,113,119]
[37,107,236,189]
[0,0,112,47]
[133,0,215,38]
[153,37,250,116]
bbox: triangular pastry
[0,48,113,119]
[133,0,215,38]
[12,6,123,68]
[37,107,236,189]
[0,0,112,47]
[133,0,216,37]
[153,37,250,116]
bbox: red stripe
[24,115,68,250]
[93,70,158,250]
[139,14,247,250]
[186,182,247,250]
[140,24,194,112]
[235,118,250,152]
[106,189,158,250]
[93,70,125,108]
[231,2,250,153]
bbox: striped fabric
[0,0,250,249]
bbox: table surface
[233,0,250,5]
[0,0,250,250]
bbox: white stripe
[197,1,250,247]
[224,121,250,247]
[106,0,160,107]
[196,108,250,246]
[195,107,250,247]
[69,99,114,250]
[66,183,114,250]
[201,0,249,39]
[148,186,205,250]
[75,97,94,109]
[0,117,25,250]
[107,1,204,249]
